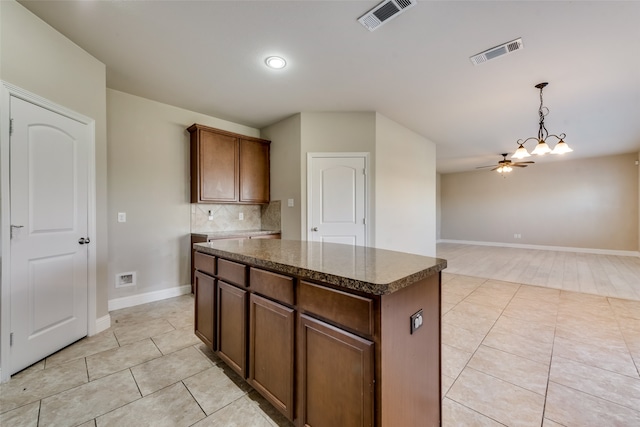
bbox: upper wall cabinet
[188,124,270,204]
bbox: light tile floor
[2,273,640,426]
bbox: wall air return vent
[470,38,524,65]
[358,0,418,32]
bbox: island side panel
[380,273,441,426]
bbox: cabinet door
[194,271,215,350]
[217,280,247,377]
[299,314,374,427]
[239,138,270,203]
[196,130,238,203]
[190,236,208,290]
[249,294,295,421]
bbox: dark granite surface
[191,230,281,240]
[193,239,447,295]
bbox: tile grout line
[540,291,561,425]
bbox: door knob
[78,237,91,245]
[78,238,85,245]
[312,227,318,232]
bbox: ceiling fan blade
[514,161,535,165]
[476,165,496,169]
[490,166,500,171]
[512,164,527,167]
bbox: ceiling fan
[476,153,534,173]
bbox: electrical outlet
[239,212,244,221]
[288,198,294,207]
[117,212,126,223]
[410,309,423,334]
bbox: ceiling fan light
[551,140,573,154]
[503,165,512,173]
[511,144,531,159]
[531,140,551,155]
[497,166,504,173]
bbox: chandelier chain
[537,85,549,141]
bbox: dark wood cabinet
[217,280,247,377]
[240,138,270,203]
[190,233,281,291]
[298,314,374,427]
[194,271,216,350]
[192,243,442,427]
[248,294,295,420]
[188,124,270,204]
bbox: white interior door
[9,96,89,375]
[308,155,366,246]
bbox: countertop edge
[193,243,447,296]
[191,230,281,239]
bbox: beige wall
[264,112,438,256]
[300,112,376,240]
[375,113,437,257]
[0,1,109,318]
[260,114,302,240]
[107,89,259,300]
[440,152,639,252]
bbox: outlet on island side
[239,212,244,221]
[410,309,423,334]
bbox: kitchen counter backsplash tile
[191,204,260,232]
[191,201,281,233]
[260,200,281,231]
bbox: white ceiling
[18,0,640,173]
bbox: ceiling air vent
[358,0,418,32]
[470,38,524,65]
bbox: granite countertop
[193,239,446,295]
[191,230,281,239]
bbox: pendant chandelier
[511,82,573,159]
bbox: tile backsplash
[191,201,281,232]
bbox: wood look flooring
[437,242,640,301]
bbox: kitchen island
[192,239,446,427]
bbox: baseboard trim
[94,314,112,334]
[108,285,192,312]
[437,239,640,258]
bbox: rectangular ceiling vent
[358,0,418,32]
[470,38,524,65]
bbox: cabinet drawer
[250,268,294,306]
[194,252,216,276]
[299,281,374,336]
[218,258,246,286]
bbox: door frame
[306,152,372,245]
[0,81,97,382]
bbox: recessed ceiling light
[265,56,286,69]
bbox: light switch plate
[117,212,126,223]
[288,198,294,207]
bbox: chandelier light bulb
[511,144,531,159]
[551,140,573,155]
[531,140,551,155]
